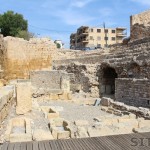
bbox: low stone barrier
[0,85,15,125]
[100,97,150,119]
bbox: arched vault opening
[100,67,118,98]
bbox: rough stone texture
[76,127,89,138]
[5,117,32,142]
[74,120,89,126]
[0,85,15,125]
[50,118,70,139]
[130,10,150,40]
[40,106,60,119]
[16,82,32,114]
[33,129,54,141]
[100,97,150,119]
[115,78,150,108]
[30,70,71,100]
[2,37,56,80]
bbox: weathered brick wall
[115,78,150,108]
[3,37,57,80]
[130,10,150,40]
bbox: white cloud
[71,0,95,8]
[131,0,150,5]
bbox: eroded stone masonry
[0,10,150,144]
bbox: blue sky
[0,0,150,48]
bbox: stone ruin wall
[130,10,150,40]
[115,78,150,108]
[1,36,57,80]
[0,35,6,78]
[53,37,150,100]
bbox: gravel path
[39,100,112,124]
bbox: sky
[0,0,150,48]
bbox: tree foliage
[16,30,35,40]
[56,43,61,49]
[0,11,28,37]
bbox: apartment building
[70,26,126,50]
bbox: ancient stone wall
[30,70,71,100]
[130,10,150,40]
[3,37,57,80]
[115,78,150,108]
[54,63,99,97]
[0,85,15,125]
[0,35,5,78]
[54,37,150,99]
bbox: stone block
[61,74,70,92]
[101,106,108,112]
[118,118,138,129]
[0,94,8,110]
[50,118,70,139]
[133,127,150,133]
[57,130,70,139]
[76,127,88,138]
[101,97,113,107]
[67,92,72,100]
[50,94,59,100]
[41,106,60,119]
[1,107,7,121]
[5,117,32,142]
[16,82,32,115]
[106,108,114,114]
[129,113,136,119]
[121,115,130,119]
[103,118,119,126]
[33,129,54,141]
[138,120,150,128]
[88,127,101,137]
[59,92,69,100]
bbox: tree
[56,43,61,49]
[0,11,28,37]
[16,30,35,40]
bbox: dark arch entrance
[100,67,118,98]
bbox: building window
[90,36,93,40]
[104,37,108,40]
[112,30,116,33]
[97,29,101,33]
[105,29,108,33]
[148,100,150,105]
[112,37,116,41]
[91,29,93,32]
[97,36,101,41]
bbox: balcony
[116,32,127,37]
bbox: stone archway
[99,66,118,98]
